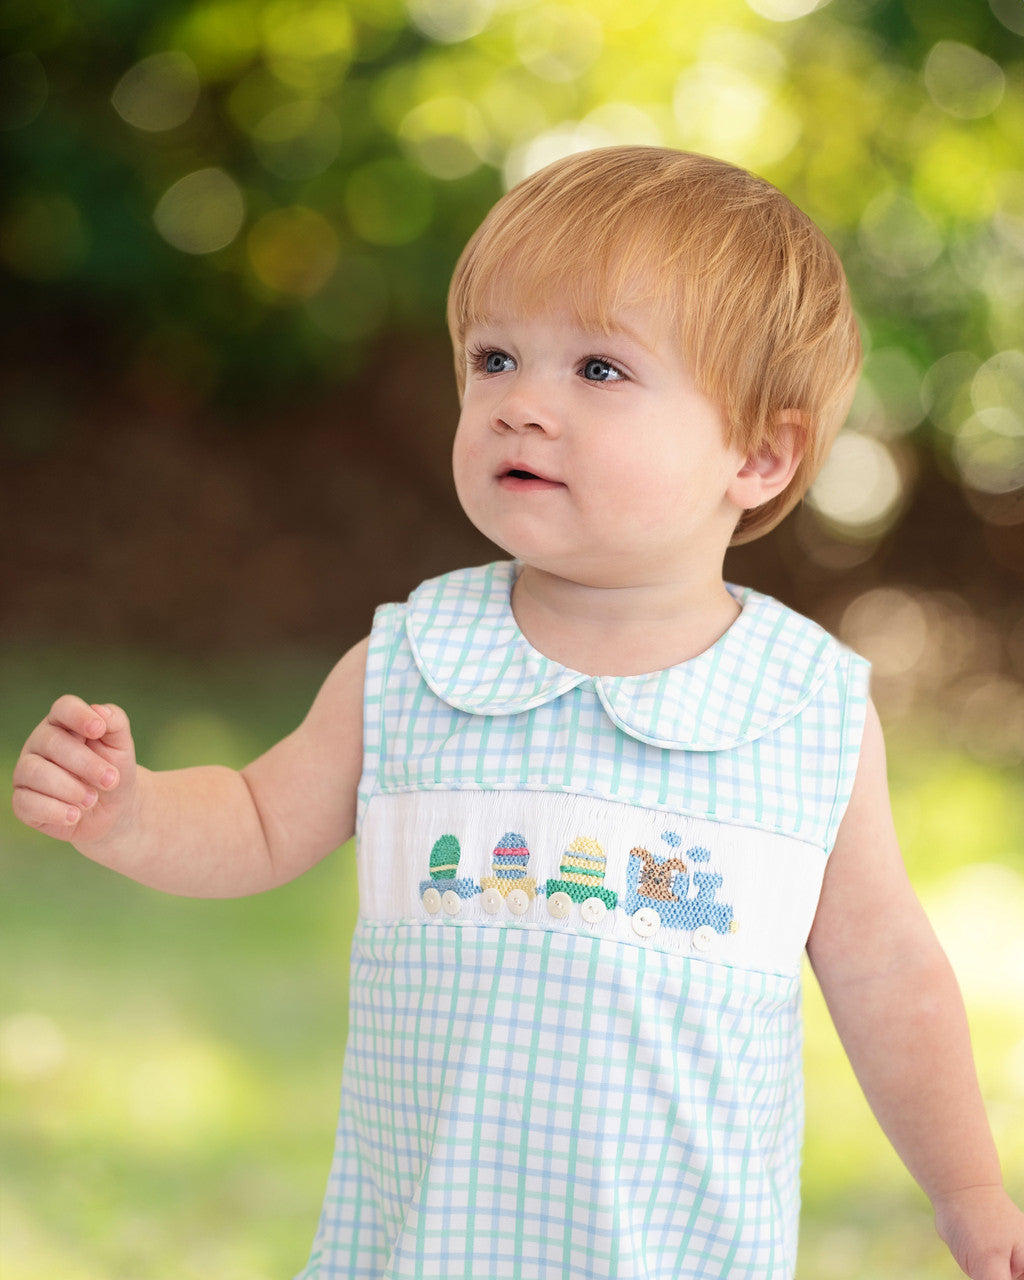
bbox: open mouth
[498,467,564,490]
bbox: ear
[727,412,805,512]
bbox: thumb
[88,703,135,758]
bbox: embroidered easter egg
[429,834,461,880]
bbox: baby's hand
[934,1185,1024,1279]
[12,697,138,849]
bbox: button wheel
[631,908,660,938]
[506,888,531,915]
[547,891,572,919]
[580,898,607,925]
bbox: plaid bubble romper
[297,560,870,1280]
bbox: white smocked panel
[357,789,827,979]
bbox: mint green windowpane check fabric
[301,925,803,1280]
[301,562,870,1280]
[361,562,868,853]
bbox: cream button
[421,887,442,914]
[692,925,715,952]
[631,908,660,938]
[580,898,607,925]
[481,888,503,914]
[547,891,572,920]
[441,890,462,916]
[506,888,531,916]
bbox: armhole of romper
[357,601,403,820]
[823,651,872,853]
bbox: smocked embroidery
[481,831,537,916]
[545,836,618,923]
[417,825,739,944]
[622,835,737,941]
[419,833,476,915]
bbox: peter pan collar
[405,560,840,752]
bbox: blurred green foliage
[2,0,1023,566]
[1,0,1021,427]
[2,649,1022,1278]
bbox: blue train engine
[621,832,737,948]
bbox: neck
[510,564,742,677]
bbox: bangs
[447,151,709,376]
[451,209,680,344]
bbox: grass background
[2,645,1022,1279]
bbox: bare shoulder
[302,635,370,740]
[239,637,370,876]
[806,698,933,984]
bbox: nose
[490,376,559,436]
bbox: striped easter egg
[428,834,461,880]
[560,836,606,891]
[491,831,529,881]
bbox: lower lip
[498,474,565,492]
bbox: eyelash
[466,345,627,383]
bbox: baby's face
[452,304,750,590]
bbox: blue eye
[582,358,623,382]
[479,350,515,374]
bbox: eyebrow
[465,313,656,354]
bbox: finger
[13,753,100,812]
[88,703,134,755]
[22,727,120,792]
[46,694,110,742]
[12,784,83,836]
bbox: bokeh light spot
[921,350,980,435]
[398,96,489,179]
[953,409,1024,496]
[171,0,261,79]
[515,6,604,84]
[745,0,829,20]
[581,101,662,147]
[345,159,433,245]
[261,0,354,93]
[252,100,342,180]
[841,588,928,678]
[972,349,1024,418]
[994,171,1024,253]
[673,61,799,167]
[154,167,245,255]
[858,347,925,437]
[406,0,495,44]
[111,51,200,133]
[503,123,613,188]
[990,0,1024,36]
[247,206,339,298]
[807,431,904,537]
[859,188,943,276]
[923,41,1005,120]
[0,1013,67,1081]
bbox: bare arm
[12,638,368,899]
[807,701,1024,1279]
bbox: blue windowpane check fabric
[299,562,871,1280]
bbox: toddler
[12,147,1024,1279]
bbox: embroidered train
[419,829,738,946]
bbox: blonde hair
[446,146,861,544]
